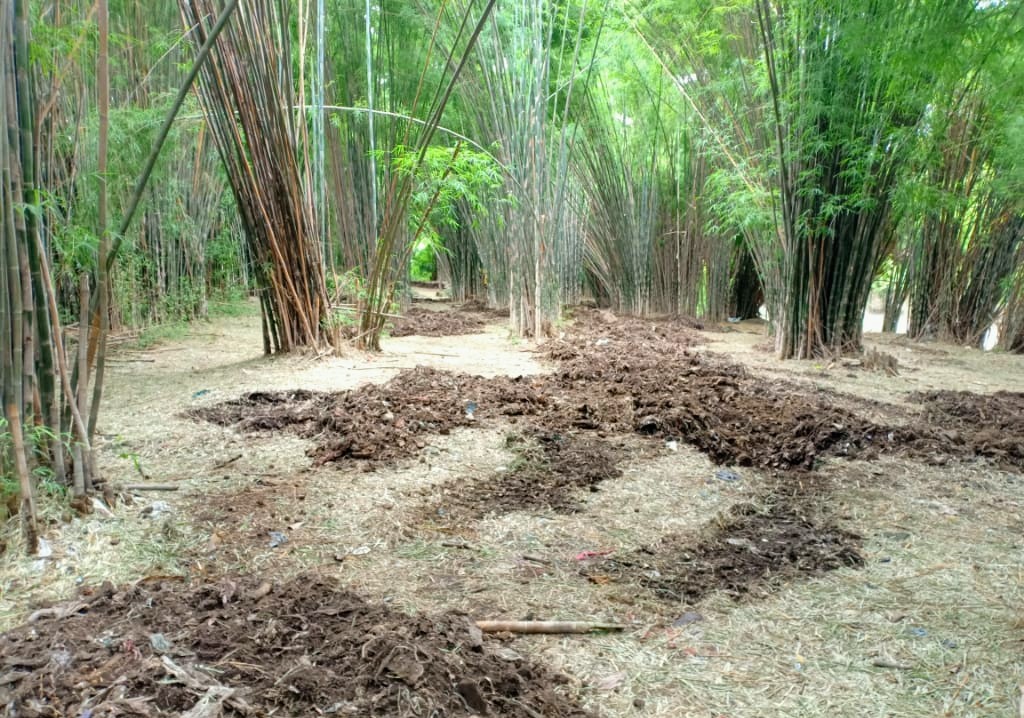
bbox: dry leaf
[594,671,627,692]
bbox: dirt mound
[390,307,487,337]
[190,369,544,465]
[546,309,704,380]
[184,357,856,474]
[549,311,1021,469]
[198,309,889,472]
[545,317,895,470]
[192,310,1021,474]
[627,363,895,470]
[190,365,631,470]
[541,311,898,470]
[0,575,593,718]
[581,483,863,603]
[458,298,511,318]
[426,432,624,524]
[911,390,1024,465]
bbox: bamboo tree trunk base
[20,499,38,554]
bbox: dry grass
[702,325,1024,409]
[1,311,1022,717]
[321,440,1023,716]
[561,456,1022,718]
[0,496,202,629]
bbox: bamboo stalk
[356,0,498,351]
[2,0,38,552]
[87,0,111,445]
[181,0,330,354]
[474,620,625,635]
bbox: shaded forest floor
[1,298,1022,717]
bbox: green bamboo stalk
[87,0,111,444]
[1,0,38,550]
[83,0,240,445]
[13,0,62,483]
[357,0,497,350]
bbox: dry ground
[1,300,1022,717]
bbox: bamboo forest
[1,1,1022,716]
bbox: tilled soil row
[192,311,1024,472]
[0,576,593,717]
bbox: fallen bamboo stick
[123,484,180,492]
[212,453,243,470]
[441,539,474,549]
[474,620,625,635]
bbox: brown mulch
[180,308,1019,610]
[189,369,558,465]
[909,389,1024,466]
[542,314,899,469]
[580,479,863,604]
[0,575,594,718]
[389,307,487,337]
[191,474,314,558]
[456,299,512,319]
[192,310,1024,473]
[426,431,625,524]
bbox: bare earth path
[1,302,1022,717]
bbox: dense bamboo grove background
[1,0,1022,548]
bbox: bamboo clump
[180,0,332,354]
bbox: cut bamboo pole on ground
[474,621,625,635]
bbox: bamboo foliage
[355,0,498,350]
[1,0,243,552]
[906,95,1024,345]
[114,122,236,326]
[2,0,38,551]
[321,1,447,299]
[1,0,83,551]
[659,130,733,320]
[320,0,390,283]
[571,28,734,321]
[34,1,245,332]
[749,0,921,358]
[1000,238,1024,353]
[953,210,1024,346]
[3,1,1023,561]
[180,0,331,353]
[637,9,738,328]
[625,3,784,325]
[630,0,1008,357]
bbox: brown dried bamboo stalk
[474,620,625,635]
[180,0,332,354]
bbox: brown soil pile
[0,576,593,718]
[626,363,899,470]
[389,307,487,337]
[581,481,863,603]
[190,370,545,465]
[546,308,704,380]
[192,310,1021,473]
[544,315,895,470]
[457,299,512,319]
[426,432,624,524]
[910,390,1024,466]
[191,474,313,558]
